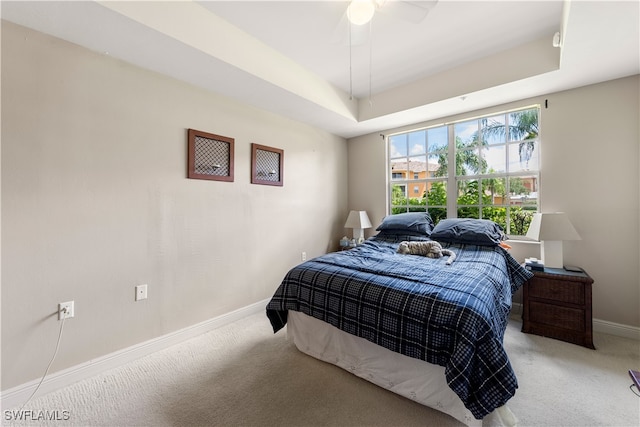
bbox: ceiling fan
[332,0,439,46]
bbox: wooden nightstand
[521,267,595,349]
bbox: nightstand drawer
[528,278,584,304]
[522,268,594,349]
[529,301,585,331]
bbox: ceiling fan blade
[379,0,438,24]
[331,0,436,45]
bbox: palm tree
[432,135,488,205]
[433,136,488,177]
[479,110,538,169]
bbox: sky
[389,113,540,175]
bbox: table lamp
[344,210,372,244]
[526,212,581,268]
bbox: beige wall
[348,75,640,328]
[1,22,348,389]
[2,18,638,392]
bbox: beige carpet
[3,312,639,427]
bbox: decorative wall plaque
[187,129,234,182]
[251,143,283,186]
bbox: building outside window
[388,106,539,236]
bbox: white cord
[17,315,66,412]
[368,18,373,106]
[349,21,353,100]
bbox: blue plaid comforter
[266,234,533,419]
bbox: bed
[266,214,533,426]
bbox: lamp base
[541,240,563,269]
[353,228,365,244]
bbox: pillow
[375,212,435,236]
[430,218,506,246]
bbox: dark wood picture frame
[251,143,284,186]
[187,129,234,182]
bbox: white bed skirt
[287,311,517,427]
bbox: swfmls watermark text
[4,410,70,422]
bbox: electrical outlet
[58,301,74,320]
[135,284,148,301]
[301,252,307,261]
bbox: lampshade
[526,212,581,241]
[526,212,580,269]
[344,210,372,229]
[344,210,372,243]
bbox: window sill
[506,238,540,245]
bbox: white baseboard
[1,298,270,411]
[593,318,640,340]
[511,302,640,340]
[3,298,637,411]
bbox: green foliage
[426,182,446,205]
[391,182,448,223]
[480,109,539,169]
[484,175,506,199]
[509,177,529,195]
[392,179,534,234]
[427,207,447,224]
[390,109,538,235]
[434,136,488,178]
[457,180,481,205]
[391,185,405,200]
[483,207,507,230]
[510,208,535,235]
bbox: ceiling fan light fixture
[347,0,376,26]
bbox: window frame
[387,105,540,237]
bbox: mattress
[267,233,532,419]
[287,311,518,427]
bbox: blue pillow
[430,218,506,246]
[375,212,435,236]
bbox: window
[389,106,539,236]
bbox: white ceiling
[2,1,639,138]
